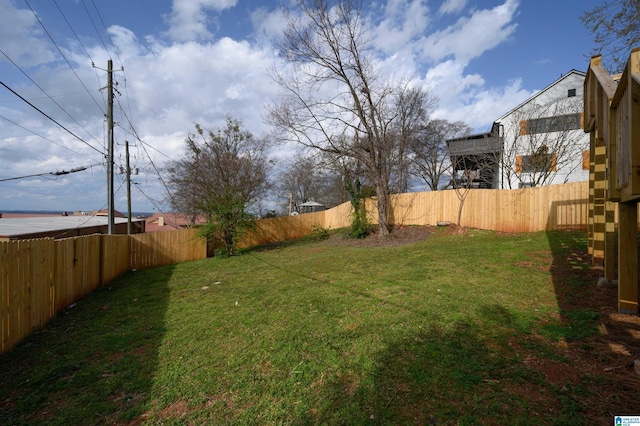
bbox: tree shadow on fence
[0,264,175,425]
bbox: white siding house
[495,70,589,189]
[447,70,589,189]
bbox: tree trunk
[455,187,469,227]
[376,181,392,237]
[223,229,235,256]
[457,197,464,227]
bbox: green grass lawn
[1,228,638,425]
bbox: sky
[0,0,604,213]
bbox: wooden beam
[618,201,638,314]
[604,201,616,283]
[630,55,640,198]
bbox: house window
[568,88,577,97]
[519,113,583,135]
[516,146,557,173]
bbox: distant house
[94,209,126,218]
[447,123,502,189]
[297,201,326,214]
[145,213,207,232]
[447,70,589,189]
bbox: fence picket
[0,242,7,353]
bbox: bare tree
[267,0,432,237]
[277,152,343,214]
[167,117,272,255]
[499,101,586,189]
[411,119,471,191]
[442,122,502,226]
[448,139,501,226]
[581,0,640,72]
[388,86,438,193]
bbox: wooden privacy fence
[386,182,589,232]
[1,229,206,354]
[241,181,590,248]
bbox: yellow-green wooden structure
[584,49,640,314]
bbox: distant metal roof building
[0,216,145,241]
[297,201,326,213]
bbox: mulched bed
[323,224,445,247]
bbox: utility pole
[126,140,132,234]
[106,59,115,234]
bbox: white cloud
[533,57,551,65]
[166,0,238,42]
[366,0,525,130]
[0,0,55,66]
[250,7,287,43]
[438,0,468,16]
[372,0,430,54]
[424,61,532,129]
[108,25,145,59]
[419,0,519,64]
[116,36,278,165]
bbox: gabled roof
[496,69,586,122]
[145,212,207,232]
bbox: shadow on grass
[297,306,548,425]
[544,231,607,340]
[545,230,640,420]
[0,264,175,425]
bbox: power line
[0,81,105,156]
[52,0,106,106]
[80,0,110,57]
[111,95,176,207]
[113,101,175,161]
[116,73,137,141]
[52,0,93,63]
[127,97,194,132]
[0,113,99,160]
[134,183,168,214]
[24,0,105,114]
[89,0,137,130]
[0,48,101,144]
[90,0,124,66]
[112,91,178,163]
[0,163,103,182]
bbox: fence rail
[1,229,206,354]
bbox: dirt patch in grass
[524,356,579,385]
[135,399,189,424]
